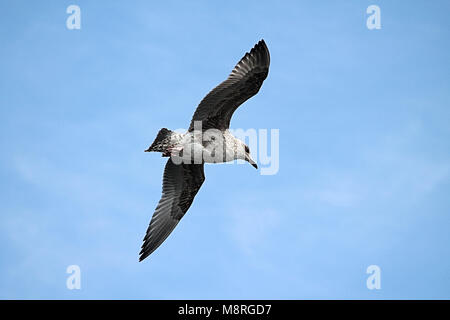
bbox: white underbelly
[175,133,235,164]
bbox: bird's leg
[163,146,183,158]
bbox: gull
[139,40,270,261]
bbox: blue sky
[1,0,449,299]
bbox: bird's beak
[246,155,258,169]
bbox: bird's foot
[163,147,183,157]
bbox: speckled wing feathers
[188,40,270,131]
[139,159,205,261]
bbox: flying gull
[140,40,270,261]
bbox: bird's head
[244,144,258,169]
[235,140,257,169]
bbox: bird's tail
[145,128,175,153]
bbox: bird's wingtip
[139,252,149,262]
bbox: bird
[139,39,270,261]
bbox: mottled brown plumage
[140,40,270,261]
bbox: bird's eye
[244,145,249,153]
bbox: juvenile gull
[140,40,270,261]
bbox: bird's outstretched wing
[188,39,270,131]
[139,158,205,261]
